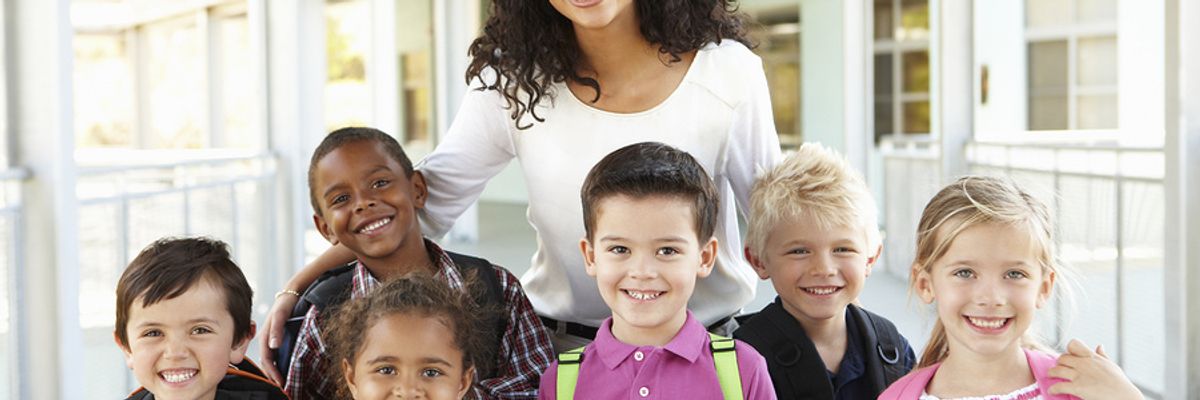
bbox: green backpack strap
[556,346,586,400]
[709,332,743,400]
[555,336,743,400]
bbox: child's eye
[191,326,213,335]
[834,247,857,253]
[372,179,390,189]
[657,247,680,256]
[1005,270,1030,279]
[607,246,629,254]
[787,248,810,255]
[331,194,349,205]
[141,329,162,338]
[420,368,444,378]
[375,366,396,375]
[952,269,975,279]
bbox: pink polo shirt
[539,312,776,399]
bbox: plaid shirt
[283,240,554,399]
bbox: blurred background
[4,0,1199,398]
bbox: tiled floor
[439,201,935,354]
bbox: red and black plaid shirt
[283,240,554,399]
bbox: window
[213,6,263,149]
[74,33,135,147]
[1025,0,1117,130]
[144,16,205,148]
[749,8,802,148]
[873,0,931,142]
[325,0,370,131]
[396,0,436,146]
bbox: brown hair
[580,142,719,242]
[114,236,254,348]
[307,127,415,216]
[323,274,494,399]
[910,176,1071,368]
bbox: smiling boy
[115,237,286,400]
[538,142,774,399]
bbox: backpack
[733,302,908,399]
[554,332,744,400]
[275,251,505,379]
[124,359,288,400]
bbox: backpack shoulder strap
[851,304,907,386]
[708,332,743,400]
[445,251,506,378]
[555,347,586,400]
[298,263,357,312]
[445,251,503,305]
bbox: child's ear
[114,331,134,370]
[914,265,935,304]
[580,238,597,277]
[696,237,718,278]
[744,247,770,280]
[313,214,338,245]
[865,244,883,277]
[409,170,428,209]
[457,366,476,399]
[1036,269,1056,308]
[228,321,256,364]
[342,359,360,399]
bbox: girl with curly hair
[264,0,782,373]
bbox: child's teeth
[626,290,661,300]
[161,370,196,383]
[968,317,1006,329]
[360,218,391,233]
[805,287,837,295]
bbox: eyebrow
[597,235,690,243]
[364,355,454,367]
[134,317,219,330]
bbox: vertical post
[266,0,325,277]
[433,0,480,243]
[5,0,82,398]
[1163,0,1200,397]
[369,0,398,135]
[937,0,970,180]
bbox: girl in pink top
[879,176,1143,400]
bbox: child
[114,237,287,400]
[538,142,775,399]
[283,127,553,400]
[732,143,916,399]
[879,176,1143,400]
[324,274,492,400]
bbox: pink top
[878,349,1080,400]
[538,312,776,399]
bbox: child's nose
[808,253,837,276]
[163,337,189,359]
[391,380,423,399]
[629,256,660,279]
[354,198,377,212]
[973,280,1007,307]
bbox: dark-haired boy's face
[313,140,427,266]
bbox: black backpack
[124,359,288,400]
[275,252,505,379]
[733,302,908,399]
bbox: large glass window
[213,5,263,149]
[749,8,802,148]
[1025,0,1117,130]
[74,33,135,147]
[325,0,370,131]
[144,16,205,148]
[873,0,931,142]
[396,0,436,146]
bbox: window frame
[872,0,934,143]
[1024,0,1119,131]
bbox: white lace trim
[919,382,1041,400]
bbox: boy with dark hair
[114,236,286,400]
[283,127,553,400]
[539,142,775,399]
[733,144,915,399]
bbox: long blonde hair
[909,176,1070,368]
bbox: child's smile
[581,195,716,346]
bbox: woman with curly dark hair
[263,0,782,373]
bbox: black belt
[540,316,599,339]
[540,315,737,340]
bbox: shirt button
[633,351,644,361]
[638,387,650,397]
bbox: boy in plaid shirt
[283,127,553,399]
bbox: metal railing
[74,151,279,397]
[0,167,30,400]
[881,140,1165,398]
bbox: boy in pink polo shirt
[538,142,775,399]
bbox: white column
[266,0,325,276]
[432,0,480,243]
[1164,0,1200,397]
[937,0,970,179]
[7,0,82,398]
[369,0,398,135]
[800,0,845,154]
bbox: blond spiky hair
[745,143,881,260]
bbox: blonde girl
[323,275,493,400]
[879,176,1143,400]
